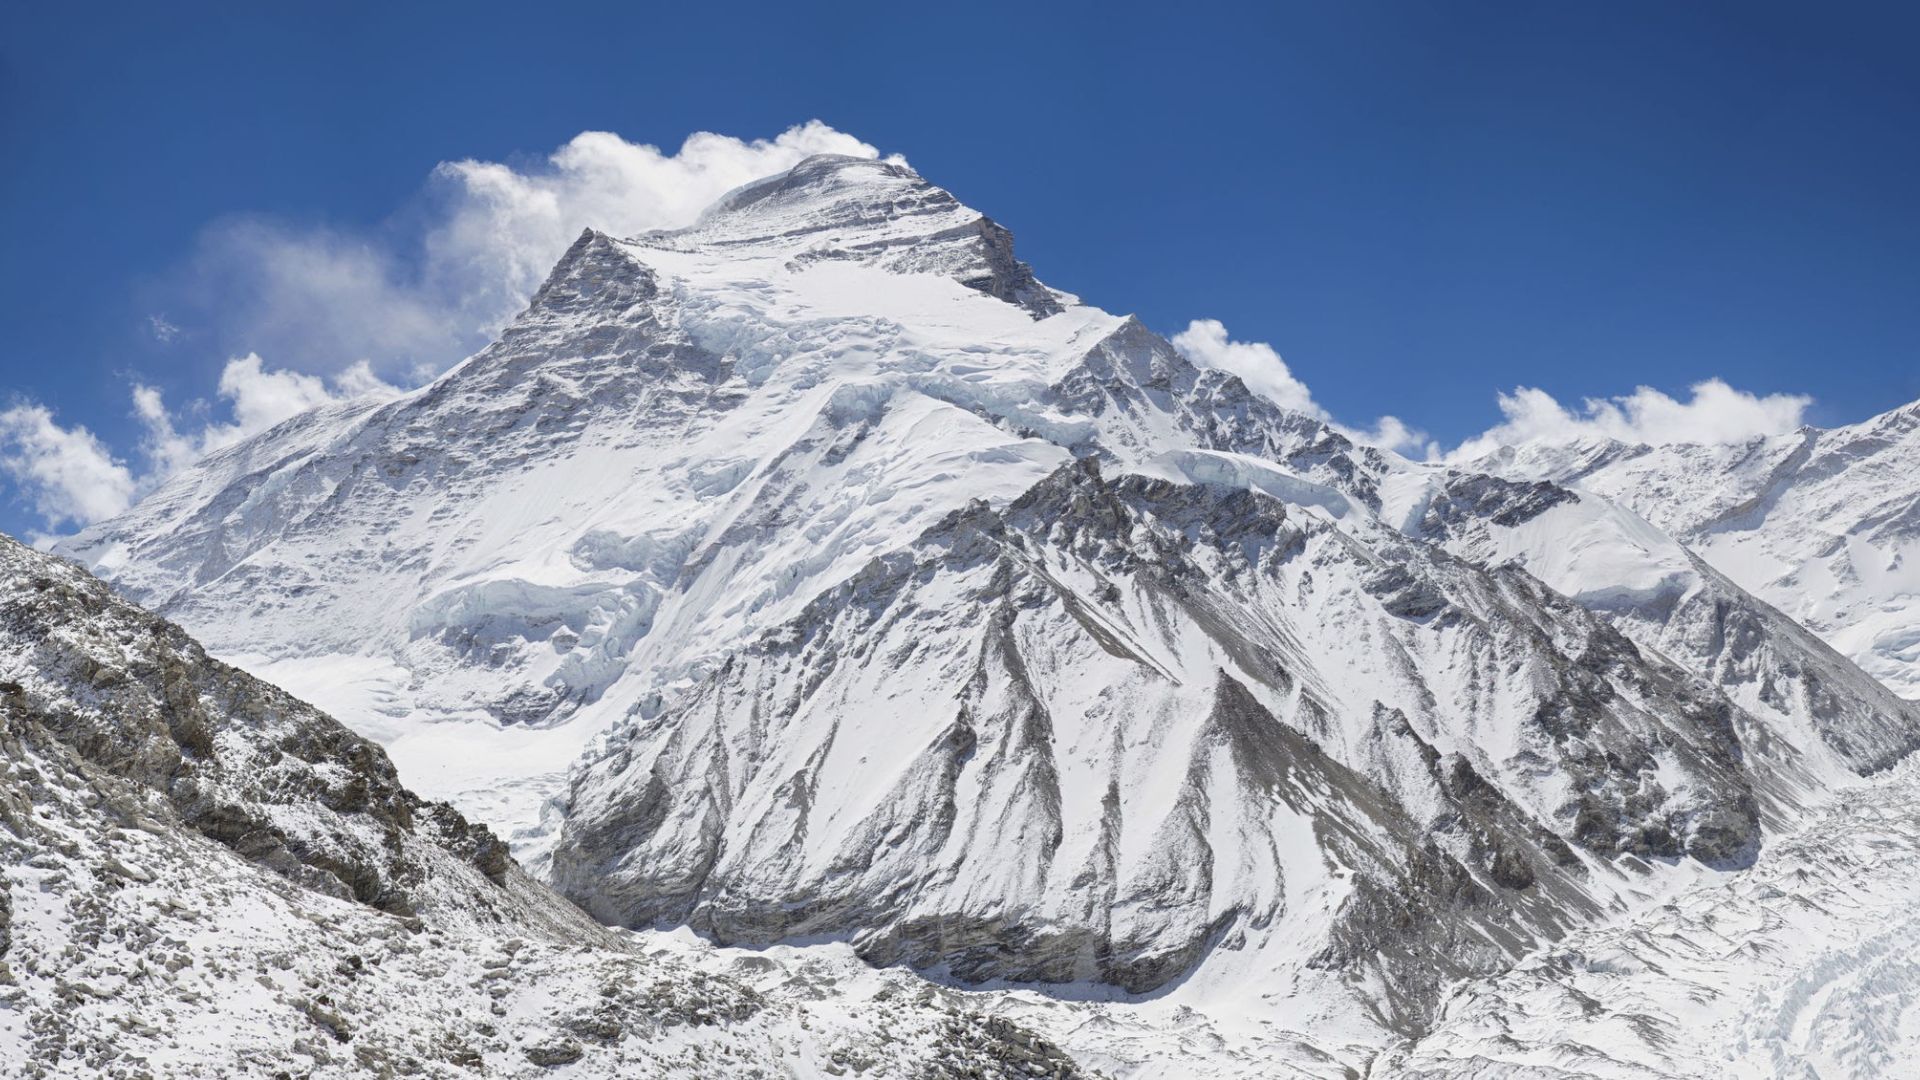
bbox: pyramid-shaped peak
[697,154,949,224]
[632,152,972,253]
[629,153,1063,317]
[522,227,654,317]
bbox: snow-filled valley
[12,151,1920,1077]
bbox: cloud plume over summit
[161,122,882,381]
[1,125,885,534]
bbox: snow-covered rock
[552,454,1784,1037]
[1375,753,1920,1079]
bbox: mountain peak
[689,153,946,232]
[525,227,645,311]
[631,153,1065,317]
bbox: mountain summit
[644,154,1063,316]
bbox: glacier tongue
[48,151,1920,1072]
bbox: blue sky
[2,1,1917,538]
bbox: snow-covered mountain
[49,152,1920,1073]
[1472,403,1920,700]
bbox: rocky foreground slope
[0,533,1091,1078]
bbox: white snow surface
[1375,755,1920,1079]
[1473,405,1920,700]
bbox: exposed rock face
[0,533,514,918]
[961,216,1065,317]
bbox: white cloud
[157,122,881,380]
[1171,319,1320,416]
[134,354,400,478]
[0,355,398,536]
[1170,318,1430,456]
[1348,415,1430,457]
[1164,320,1807,463]
[0,405,138,530]
[1449,379,1812,460]
[171,221,457,381]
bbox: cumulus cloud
[1171,319,1320,416]
[134,355,401,477]
[156,122,881,380]
[1170,319,1431,456]
[0,406,138,531]
[1448,379,1812,461]
[1,356,397,534]
[1165,320,1812,464]
[1349,415,1429,457]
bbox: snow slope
[1375,753,1920,1079]
[60,160,1114,861]
[552,455,1784,1044]
[1473,402,1920,699]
